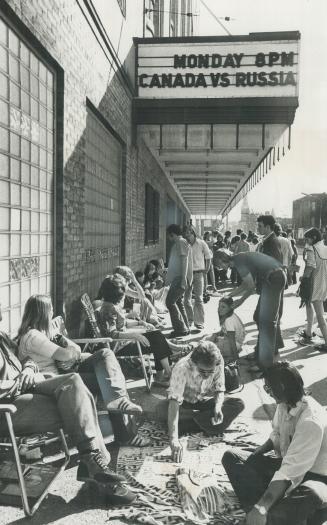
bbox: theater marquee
[136,37,300,98]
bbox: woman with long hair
[96,274,172,386]
[17,294,150,447]
[300,228,327,351]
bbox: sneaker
[77,450,126,484]
[106,396,143,415]
[99,482,137,505]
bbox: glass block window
[0,17,55,336]
[84,109,122,295]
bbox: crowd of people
[1,214,327,522]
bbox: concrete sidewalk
[1,279,327,524]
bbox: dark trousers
[1,374,109,461]
[117,330,171,371]
[77,348,135,443]
[166,277,190,333]
[154,397,244,434]
[253,270,286,368]
[179,397,245,435]
[222,449,327,525]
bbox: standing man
[213,250,286,369]
[165,224,193,337]
[257,215,282,262]
[274,224,293,287]
[255,215,284,363]
[183,227,211,330]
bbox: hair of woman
[100,274,126,304]
[17,294,53,339]
[262,361,305,407]
[304,227,322,244]
[218,296,234,322]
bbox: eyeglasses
[197,366,216,375]
[263,383,273,394]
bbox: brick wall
[3,0,189,332]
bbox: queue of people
[1,217,327,522]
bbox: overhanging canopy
[133,32,300,216]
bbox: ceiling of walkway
[134,32,300,216]
[138,122,289,216]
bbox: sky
[198,0,327,220]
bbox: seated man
[167,341,244,462]
[0,303,135,505]
[222,362,327,525]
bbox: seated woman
[16,294,149,447]
[144,260,169,313]
[113,265,162,327]
[0,304,135,505]
[96,275,172,386]
[206,297,245,362]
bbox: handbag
[224,361,243,393]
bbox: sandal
[123,434,151,447]
[298,330,316,340]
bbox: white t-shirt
[221,313,245,349]
[19,329,59,375]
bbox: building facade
[0,0,192,335]
[293,193,327,239]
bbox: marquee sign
[137,38,300,99]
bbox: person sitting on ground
[222,361,327,525]
[0,303,134,504]
[16,294,149,448]
[167,341,244,462]
[96,275,172,386]
[206,297,245,362]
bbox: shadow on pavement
[6,490,99,525]
[252,402,276,421]
[307,378,327,406]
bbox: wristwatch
[254,504,267,515]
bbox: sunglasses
[263,383,273,394]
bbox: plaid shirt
[167,354,225,405]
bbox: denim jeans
[184,271,205,328]
[253,269,286,368]
[77,348,136,443]
[166,277,190,333]
[2,374,110,461]
[222,449,327,525]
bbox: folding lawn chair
[80,293,153,391]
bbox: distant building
[293,193,327,239]
[144,0,198,37]
[239,197,259,234]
